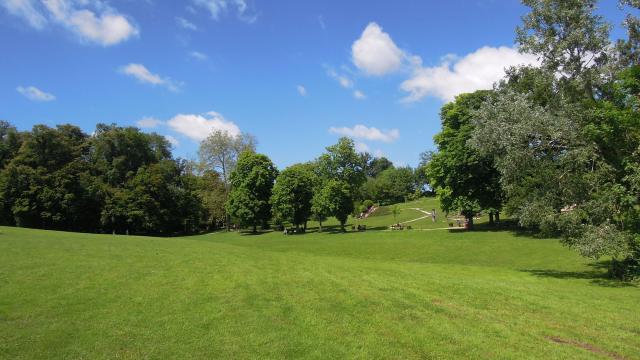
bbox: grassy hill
[0,223,638,358]
[309,197,477,231]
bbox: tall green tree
[0,124,100,230]
[311,190,331,232]
[226,152,278,232]
[198,130,256,230]
[471,0,640,278]
[367,157,394,178]
[426,90,503,227]
[317,137,366,194]
[516,0,611,100]
[322,180,353,231]
[0,121,22,169]
[361,167,417,205]
[271,163,314,230]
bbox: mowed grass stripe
[0,227,638,359]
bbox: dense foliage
[425,91,502,227]
[424,0,640,279]
[0,123,202,235]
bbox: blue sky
[0,0,632,168]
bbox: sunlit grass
[0,225,638,359]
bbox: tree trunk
[495,212,500,224]
[489,212,494,226]
[466,215,474,230]
[319,220,323,232]
[252,223,257,233]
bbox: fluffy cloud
[176,16,197,30]
[297,85,307,96]
[167,111,241,141]
[353,90,366,100]
[189,51,208,61]
[120,63,182,92]
[164,135,179,147]
[2,0,47,28]
[136,117,162,128]
[192,0,257,23]
[352,22,404,76]
[16,85,55,101]
[2,0,139,46]
[400,46,538,102]
[329,124,399,143]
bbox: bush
[610,257,640,281]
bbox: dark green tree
[317,137,366,194]
[271,163,314,230]
[426,91,503,227]
[226,152,278,232]
[367,157,394,178]
[322,180,353,231]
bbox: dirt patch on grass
[546,336,627,360]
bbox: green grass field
[1,214,639,358]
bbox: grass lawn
[0,222,639,358]
[310,197,484,231]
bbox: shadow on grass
[521,262,638,288]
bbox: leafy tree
[0,121,22,169]
[195,170,227,230]
[615,0,640,67]
[198,130,257,186]
[0,124,100,230]
[469,1,640,278]
[198,130,256,230]
[322,180,353,231]
[426,90,503,227]
[90,124,171,186]
[271,164,314,230]
[226,152,278,232]
[310,190,331,232]
[367,157,394,178]
[516,0,611,100]
[317,137,366,194]
[361,167,417,205]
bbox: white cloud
[327,68,353,89]
[192,0,257,23]
[353,90,366,100]
[2,0,47,29]
[176,16,197,30]
[297,85,307,96]
[189,51,208,61]
[136,117,162,128]
[352,22,404,76]
[167,111,241,141]
[39,0,138,46]
[1,0,138,46]
[400,46,538,102]
[354,141,369,153]
[329,124,399,143]
[16,85,55,101]
[164,135,179,147]
[120,63,182,92]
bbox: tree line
[423,0,640,279]
[0,121,423,235]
